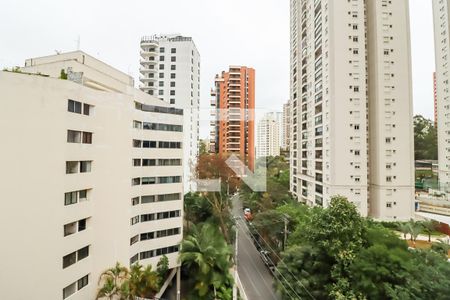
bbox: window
[63,252,76,268]
[386,202,392,208]
[159,56,165,61]
[171,65,176,70]
[64,191,78,205]
[77,275,89,290]
[67,130,81,143]
[141,195,156,203]
[170,99,175,104]
[170,82,176,87]
[63,282,76,299]
[130,235,139,245]
[82,132,92,144]
[142,159,156,166]
[142,177,156,185]
[68,100,82,114]
[78,218,87,231]
[131,216,139,225]
[80,161,92,173]
[159,73,164,78]
[66,161,78,174]
[170,90,175,96]
[132,197,139,206]
[83,104,90,116]
[171,48,176,54]
[159,81,164,87]
[170,73,176,79]
[132,178,141,186]
[77,246,89,261]
[133,159,141,167]
[171,56,176,62]
[160,47,165,53]
[159,64,164,70]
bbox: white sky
[0,0,435,138]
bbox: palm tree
[408,220,423,247]
[179,223,233,299]
[398,223,410,240]
[431,238,450,256]
[96,262,129,300]
[421,220,437,242]
[128,263,160,298]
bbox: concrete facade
[0,51,183,299]
[290,0,415,220]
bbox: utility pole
[283,214,289,251]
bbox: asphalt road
[232,194,280,300]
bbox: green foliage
[96,262,161,300]
[414,115,437,160]
[179,223,233,299]
[431,239,450,257]
[276,196,450,300]
[156,255,169,280]
[60,68,68,79]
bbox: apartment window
[77,275,89,290]
[80,161,92,173]
[159,56,164,61]
[63,282,76,299]
[159,81,164,87]
[159,73,164,78]
[159,90,164,96]
[132,197,139,206]
[77,246,89,261]
[130,235,139,245]
[159,64,164,70]
[160,47,165,53]
[142,159,156,166]
[141,195,156,203]
[132,178,141,186]
[386,176,392,182]
[133,139,142,148]
[78,218,86,231]
[171,56,176,62]
[83,104,91,116]
[170,90,176,96]
[171,73,176,79]
[171,65,176,70]
[131,216,139,225]
[170,99,175,104]
[68,100,82,114]
[133,159,141,167]
[67,130,81,143]
[171,48,176,54]
[82,132,92,144]
[354,150,360,156]
[158,193,180,201]
[66,161,78,174]
[386,202,392,208]
[63,252,77,268]
[170,82,176,87]
[64,191,78,205]
[142,177,156,185]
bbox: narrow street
[232,194,280,300]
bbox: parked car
[260,250,275,273]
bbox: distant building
[290,0,414,220]
[282,99,292,151]
[210,66,255,171]
[257,112,282,158]
[139,34,200,193]
[434,72,438,128]
[0,51,183,299]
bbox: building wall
[433,0,450,190]
[282,100,292,150]
[212,66,255,171]
[366,0,415,220]
[290,0,414,220]
[257,112,281,158]
[0,52,183,299]
[139,35,200,194]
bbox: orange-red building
[210,66,255,171]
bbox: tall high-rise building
[210,66,255,171]
[434,1,450,190]
[0,51,183,299]
[290,0,414,220]
[139,34,200,194]
[257,112,282,158]
[282,99,292,151]
[434,72,438,128]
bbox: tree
[97,262,129,299]
[179,223,233,299]
[431,238,450,257]
[127,263,160,299]
[421,220,438,242]
[414,115,438,160]
[407,220,423,247]
[156,255,169,282]
[397,223,410,240]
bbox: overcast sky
[0,0,435,138]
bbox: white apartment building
[139,34,200,194]
[433,0,450,191]
[290,0,414,220]
[0,51,183,299]
[283,99,292,150]
[257,112,282,158]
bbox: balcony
[140,59,157,66]
[139,76,157,82]
[140,37,159,47]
